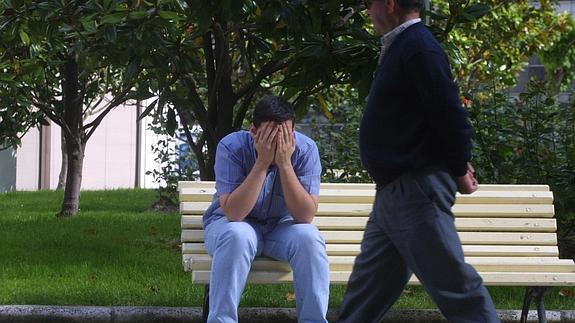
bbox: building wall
[13,103,162,191]
[15,128,40,190]
[558,0,575,13]
[70,104,138,190]
[0,148,16,192]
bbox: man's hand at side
[456,163,478,194]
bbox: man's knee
[217,222,258,255]
[293,223,323,241]
[289,224,326,255]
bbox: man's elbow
[226,215,243,222]
[294,208,317,224]
[222,207,247,222]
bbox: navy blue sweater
[359,22,472,186]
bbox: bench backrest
[179,181,575,286]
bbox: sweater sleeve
[405,50,472,177]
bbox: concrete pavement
[1,305,574,322]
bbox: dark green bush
[315,80,574,243]
[469,80,575,246]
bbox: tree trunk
[548,69,564,97]
[56,134,67,190]
[199,21,234,181]
[59,139,84,216]
[58,56,85,217]
[202,150,216,181]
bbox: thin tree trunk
[203,149,216,181]
[60,139,84,216]
[57,134,67,190]
[58,56,84,217]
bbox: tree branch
[231,56,291,128]
[233,89,257,130]
[176,106,207,175]
[83,81,136,140]
[31,98,75,140]
[237,28,255,80]
[181,76,218,144]
[235,55,290,100]
[291,82,333,109]
[203,30,216,119]
[207,23,228,114]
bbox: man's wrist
[253,159,270,172]
[277,162,294,173]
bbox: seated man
[202,96,329,323]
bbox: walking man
[337,0,500,322]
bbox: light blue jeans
[204,216,330,323]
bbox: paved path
[0,305,574,322]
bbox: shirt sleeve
[294,142,322,196]
[214,141,245,195]
[405,50,473,177]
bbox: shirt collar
[378,18,421,63]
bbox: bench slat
[182,229,557,245]
[181,243,559,257]
[181,202,555,218]
[178,181,550,192]
[191,270,575,286]
[179,188,554,205]
[181,215,556,232]
[184,254,575,273]
[180,181,574,288]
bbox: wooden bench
[179,181,575,323]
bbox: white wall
[0,147,16,192]
[558,1,575,14]
[78,104,138,189]
[15,128,40,190]
[141,121,162,189]
[9,99,182,191]
[139,111,174,189]
[14,104,145,190]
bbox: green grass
[0,189,574,310]
[0,189,200,306]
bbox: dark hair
[369,0,423,11]
[396,0,425,11]
[252,96,295,128]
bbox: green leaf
[463,4,490,20]
[317,94,333,121]
[101,12,126,24]
[19,30,30,45]
[158,11,183,21]
[80,15,98,33]
[428,11,449,21]
[299,45,327,58]
[104,25,117,42]
[125,56,141,81]
[138,99,158,121]
[128,11,148,20]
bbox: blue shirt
[202,130,322,228]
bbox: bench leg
[520,286,550,323]
[203,284,210,323]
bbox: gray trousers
[338,168,500,323]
